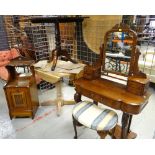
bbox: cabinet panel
[11,91,29,108]
[6,88,30,109]
[4,84,38,119]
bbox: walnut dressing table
[74,24,151,139]
[74,77,150,139]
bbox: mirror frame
[102,23,138,77]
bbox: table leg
[121,112,132,139]
[93,101,98,105]
[127,115,133,134]
[74,92,81,103]
[55,80,63,116]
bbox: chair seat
[72,101,118,131]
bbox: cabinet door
[6,88,31,110]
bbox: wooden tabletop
[75,77,151,114]
[7,56,35,67]
[35,68,70,84]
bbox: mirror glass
[105,31,133,76]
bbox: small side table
[3,56,39,119]
[35,68,74,116]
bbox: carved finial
[131,48,147,78]
[112,23,130,31]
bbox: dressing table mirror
[74,23,151,139]
[102,24,149,95]
[104,28,133,76]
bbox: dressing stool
[72,101,118,139]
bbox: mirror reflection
[105,31,133,75]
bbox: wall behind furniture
[0,16,9,51]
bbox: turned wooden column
[121,112,132,139]
[74,92,82,103]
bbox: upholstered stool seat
[72,101,118,139]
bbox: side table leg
[55,80,62,116]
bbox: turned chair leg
[111,127,116,139]
[72,116,78,139]
[93,101,98,105]
[97,131,108,139]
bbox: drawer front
[76,87,121,110]
[127,81,146,95]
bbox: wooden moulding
[83,63,101,80]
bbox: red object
[0,48,20,80]
[0,48,42,84]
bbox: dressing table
[74,24,151,139]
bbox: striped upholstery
[72,101,118,131]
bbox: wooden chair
[72,101,118,139]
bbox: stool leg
[111,127,116,139]
[72,116,78,139]
[97,131,108,139]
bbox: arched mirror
[103,23,137,77]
